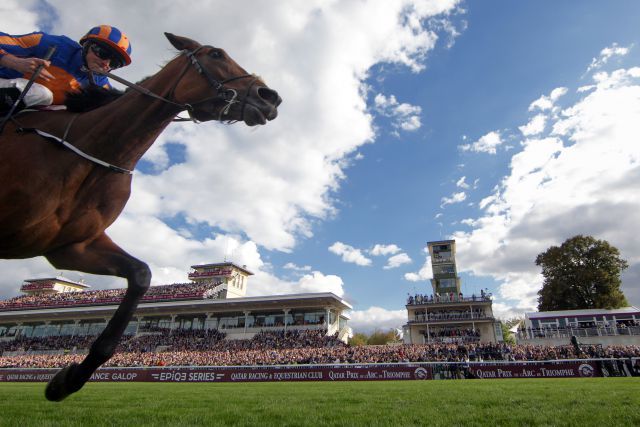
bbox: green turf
[0,379,638,426]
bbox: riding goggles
[89,43,124,69]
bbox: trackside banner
[0,364,426,383]
[2,359,637,383]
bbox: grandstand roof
[190,262,254,276]
[0,292,352,322]
[24,277,89,288]
[426,239,455,245]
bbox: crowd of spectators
[0,281,222,311]
[425,328,482,344]
[1,328,638,368]
[413,308,487,322]
[407,289,491,305]
[1,329,343,356]
[117,328,227,353]
[0,335,95,353]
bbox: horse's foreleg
[42,233,150,401]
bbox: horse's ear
[164,32,200,51]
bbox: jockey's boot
[0,87,25,115]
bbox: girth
[12,114,133,175]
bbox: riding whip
[0,45,57,133]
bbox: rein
[98,46,257,123]
[18,46,257,174]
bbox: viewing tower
[403,240,502,344]
[428,240,460,296]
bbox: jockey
[0,25,131,113]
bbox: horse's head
[165,33,281,126]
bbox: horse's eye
[209,49,222,59]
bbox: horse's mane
[65,85,125,112]
[64,75,159,113]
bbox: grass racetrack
[0,378,639,426]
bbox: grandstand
[0,261,353,353]
[516,307,640,346]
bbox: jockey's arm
[0,52,54,81]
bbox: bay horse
[0,33,281,401]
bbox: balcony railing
[407,294,492,305]
[517,326,640,340]
[409,315,494,324]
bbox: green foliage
[349,332,368,346]
[500,321,516,345]
[1,380,639,426]
[365,329,398,345]
[536,235,629,311]
[349,329,402,345]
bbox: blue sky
[2,1,640,332]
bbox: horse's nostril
[258,87,281,106]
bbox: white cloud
[586,43,632,73]
[589,67,640,91]
[328,242,372,266]
[283,263,312,272]
[441,191,467,208]
[0,1,460,299]
[529,87,568,112]
[456,176,470,189]
[374,93,422,132]
[349,306,406,333]
[384,253,412,269]
[404,252,433,282]
[453,64,640,312]
[0,0,39,33]
[460,218,477,227]
[248,269,346,298]
[294,271,345,296]
[459,131,503,154]
[518,114,547,136]
[370,244,401,256]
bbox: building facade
[403,240,502,344]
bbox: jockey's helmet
[80,25,132,69]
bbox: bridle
[98,45,259,123]
[179,46,260,122]
[15,45,262,175]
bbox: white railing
[517,326,640,340]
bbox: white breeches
[0,78,54,107]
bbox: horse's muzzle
[244,86,281,126]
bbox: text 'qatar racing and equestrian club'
[1,240,639,382]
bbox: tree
[349,333,368,346]
[349,329,402,346]
[500,318,522,345]
[536,235,628,311]
[367,329,400,345]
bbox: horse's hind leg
[42,233,150,401]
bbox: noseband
[100,45,258,123]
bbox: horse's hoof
[45,363,84,402]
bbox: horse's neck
[69,61,186,170]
